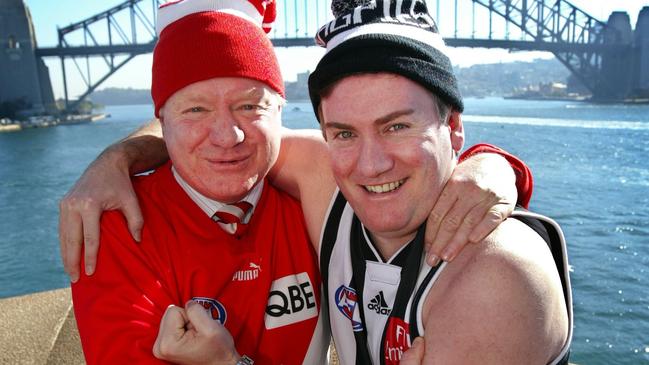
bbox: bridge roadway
[34,38,627,58]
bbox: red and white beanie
[152,0,284,117]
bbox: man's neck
[367,229,418,262]
[171,166,263,219]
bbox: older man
[71,1,327,364]
[150,1,573,364]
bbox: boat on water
[0,113,109,133]
[59,113,108,126]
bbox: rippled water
[1,98,648,364]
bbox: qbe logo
[264,272,318,329]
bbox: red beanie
[152,0,284,117]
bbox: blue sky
[23,0,649,99]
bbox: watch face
[237,355,254,365]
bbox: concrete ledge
[0,288,84,365]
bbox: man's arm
[59,118,529,279]
[72,210,173,364]
[59,119,166,282]
[269,128,337,250]
[421,219,569,364]
[460,143,532,208]
[424,151,518,265]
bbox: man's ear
[448,111,464,153]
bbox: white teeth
[365,179,405,194]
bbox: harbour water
[0,98,648,364]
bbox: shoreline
[504,95,649,104]
[0,113,108,133]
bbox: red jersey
[72,162,326,364]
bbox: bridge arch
[28,0,645,112]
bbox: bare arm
[424,152,517,265]
[269,128,337,252]
[59,119,167,282]
[421,220,569,364]
[114,119,167,174]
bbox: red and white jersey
[72,162,327,364]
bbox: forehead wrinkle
[233,86,267,100]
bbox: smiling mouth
[207,156,248,165]
[363,179,406,194]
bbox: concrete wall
[0,0,55,114]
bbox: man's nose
[208,114,245,148]
[357,138,393,177]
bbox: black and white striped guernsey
[319,190,573,365]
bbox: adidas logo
[367,291,392,316]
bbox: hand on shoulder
[421,218,569,364]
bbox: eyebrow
[235,87,268,100]
[323,109,415,130]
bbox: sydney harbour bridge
[1,0,649,114]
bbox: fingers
[424,186,457,266]
[434,198,495,263]
[467,203,512,243]
[427,197,472,264]
[154,305,188,360]
[120,193,144,242]
[401,337,425,364]
[59,198,83,283]
[184,300,237,359]
[82,208,102,276]
[185,300,219,336]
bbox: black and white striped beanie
[308,0,464,121]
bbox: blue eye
[335,130,354,139]
[388,123,408,131]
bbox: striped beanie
[308,0,463,122]
[152,0,283,117]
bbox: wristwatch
[236,355,254,365]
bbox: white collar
[172,165,262,222]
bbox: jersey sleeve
[71,211,173,365]
[459,143,533,209]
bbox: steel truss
[54,0,160,113]
[471,0,609,93]
[35,0,625,112]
